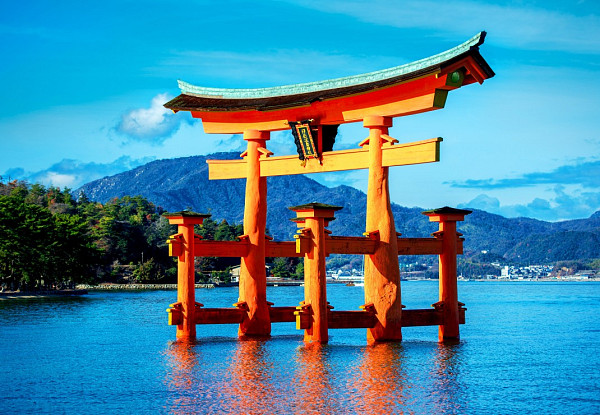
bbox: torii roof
[164,32,494,134]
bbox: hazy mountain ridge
[77,152,600,263]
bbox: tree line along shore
[1,179,598,294]
[0,179,304,293]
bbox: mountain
[77,152,600,264]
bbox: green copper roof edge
[178,32,485,99]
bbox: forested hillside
[78,153,600,265]
[0,180,243,291]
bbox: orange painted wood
[207,138,441,180]
[265,241,302,257]
[268,306,297,323]
[397,238,442,255]
[326,236,377,255]
[341,91,445,122]
[238,132,271,336]
[363,116,403,343]
[195,308,245,325]
[177,223,197,339]
[192,72,453,134]
[328,311,377,329]
[167,307,183,326]
[304,216,329,343]
[295,310,311,330]
[194,240,249,257]
[175,306,464,327]
[400,309,443,327]
[437,219,460,341]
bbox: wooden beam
[264,236,463,258]
[194,240,249,257]
[265,241,301,257]
[341,90,446,122]
[396,237,463,255]
[190,236,463,259]
[328,311,377,329]
[400,309,443,326]
[194,308,245,325]
[187,307,465,327]
[208,138,441,180]
[400,308,466,326]
[397,238,442,255]
[326,236,377,255]
[269,306,297,323]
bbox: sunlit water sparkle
[1,281,599,414]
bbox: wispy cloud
[459,186,600,221]
[3,156,155,189]
[447,160,600,190]
[285,0,600,54]
[115,93,185,143]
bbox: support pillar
[362,116,403,343]
[423,207,471,342]
[290,203,341,343]
[238,129,271,337]
[164,211,211,340]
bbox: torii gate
[163,32,494,343]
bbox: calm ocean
[1,281,599,414]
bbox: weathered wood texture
[238,132,271,336]
[363,116,403,343]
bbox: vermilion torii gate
[163,32,494,343]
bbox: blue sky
[1,0,599,221]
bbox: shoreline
[0,289,88,299]
[76,283,215,291]
[3,278,597,299]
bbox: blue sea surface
[1,281,599,414]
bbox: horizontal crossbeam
[207,138,441,180]
[172,307,465,328]
[194,240,249,257]
[170,236,463,259]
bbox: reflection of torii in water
[163,32,494,343]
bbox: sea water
[1,281,599,414]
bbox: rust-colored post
[423,207,471,341]
[164,211,210,340]
[290,203,341,343]
[238,129,271,337]
[362,116,403,343]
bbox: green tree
[270,257,300,279]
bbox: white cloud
[4,156,155,189]
[37,172,77,188]
[459,186,600,221]
[116,93,184,142]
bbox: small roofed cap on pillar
[162,210,212,224]
[422,206,472,221]
[289,202,343,223]
[289,202,343,211]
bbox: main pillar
[290,203,341,343]
[362,116,403,343]
[423,207,471,342]
[164,211,211,339]
[238,129,271,337]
